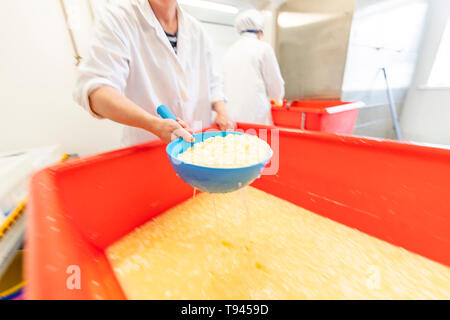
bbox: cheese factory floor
[106,187,450,300]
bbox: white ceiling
[213,0,286,10]
[281,0,354,13]
[179,0,286,26]
[181,0,352,27]
[210,0,354,12]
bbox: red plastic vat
[25,124,450,299]
[271,100,363,134]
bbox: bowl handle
[157,105,177,121]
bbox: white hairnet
[235,9,264,34]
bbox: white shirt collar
[137,0,187,32]
[137,0,190,61]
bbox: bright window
[428,18,450,87]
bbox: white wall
[400,0,450,146]
[201,23,239,69]
[343,0,428,96]
[0,0,123,156]
[341,0,428,139]
[0,0,245,156]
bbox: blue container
[166,131,273,193]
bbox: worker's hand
[273,99,284,107]
[155,118,195,143]
[215,112,235,131]
[213,101,235,131]
[176,117,194,134]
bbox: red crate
[272,100,364,134]
[25,124,450,299]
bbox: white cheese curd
[177,134,272,168]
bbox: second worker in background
[222,9,285,126]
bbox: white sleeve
[73,7,131,118]
[261,46,285,101]
[203,31,225,104]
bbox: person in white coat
[73,0,233,146]
[222,9,285,125]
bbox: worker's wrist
[142,114,163,134]
[213,101,227,115]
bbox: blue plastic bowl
[166,131,273,193]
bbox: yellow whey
[106,187,450,299]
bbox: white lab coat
[222,33,285,125]
[73,0,224,146]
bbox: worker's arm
[213,100,234,130]
[89,86,194,143]
[261,46,285,101]
[73,7,192,143]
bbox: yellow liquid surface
[106,187,450,299]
